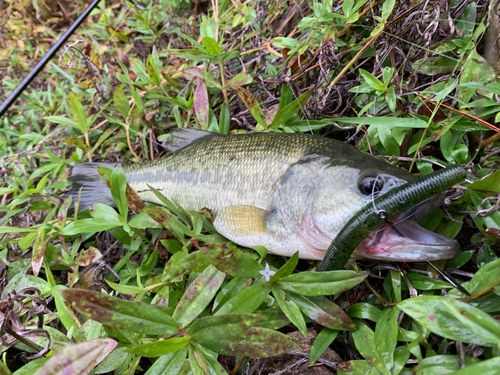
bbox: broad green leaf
[33,339,116,375]
[398,296,500,347]
[113,87,131,119]
[406,273,453,290]
[374,307,398,372]
[201,36,221,56]
[228,72,253,87]
[468,257,500,296]
[215,282,271,315]
[347,303,381,322]
[272,286,307,336]
[213,277,252,312]
[469,169,500,193]
[335,117,428,128]
[188,313,264,336]
[0,226,37,234]
[219,104,230,134]
[126,337,190,357]
[52,285,78,338]
[59,288,179,336]
[408,355,479,375]
[269,89,312,129]
[105,280,144,295]
[144,347,188,375]
[233,86,267,127]
[277,270,369,296]
[337,360,377,374]
[359,69,385,91]
[351,321,390,375]
[60,218,122,235]
[173,265,225,327]
[68,92,88,134]
[199,245,263,278]
[110,168,128,222]
[287,292,356,331]
[269,251,299,282]
[192,320,298,357]
[454,356,500,375]
[309,328,338,365]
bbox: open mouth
[352,218,461,261]
[351,195,461,262]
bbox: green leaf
[219,104,230,134]
[68,92,88,134]
[228,72,253,87]
[408,355,479,375]
[469,169,500,193]
[110,167,129,222]
[335,117,428,128]
[347,303,381,322]
[351,321,390,375]
[199,245,263,278]
[191,315,298,357]
[398,296,500,347]
[467,257,500,296]
[287,292,356,331]
[359,69,385,91]
[33,339,116,375]
[269,89,312,129]
[374,307,398,372]
[201,36,221,56]
[173,265,225,327]
[337,360,376,374]
[59,288,179,336]
[277,270,369,296]
[272,286,307,337]
[406,273,453,290]
[233,86,267,127]
[113,87,131,119]
[144,347,188,375]
[309,328,338,365]
[126,337,190,357]
[215,282,272,315]
[60,218,122,235]
[105,280,145,295]
[454,356,500,375]
[269,251,299,282]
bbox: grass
[0,0,500,374]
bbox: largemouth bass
[67,129,460,261]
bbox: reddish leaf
[233,86,267,127]
[34,338,116,375]
[193,81,209,130]
[59,288,179,335]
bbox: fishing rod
[0,0,102,118]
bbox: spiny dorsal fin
[164,128,217,153]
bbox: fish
[66,129,460,261]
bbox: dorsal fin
[164,128,217,152]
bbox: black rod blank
[0,0,102,118]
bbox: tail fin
[65,162,117,211]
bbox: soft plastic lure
[317,165,467,271]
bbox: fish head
[301,156,460,262]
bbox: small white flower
[259,263,276,281]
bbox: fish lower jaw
[352,220,461,262]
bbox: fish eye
[358,176,384,196]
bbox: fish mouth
[352,197,461,262]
